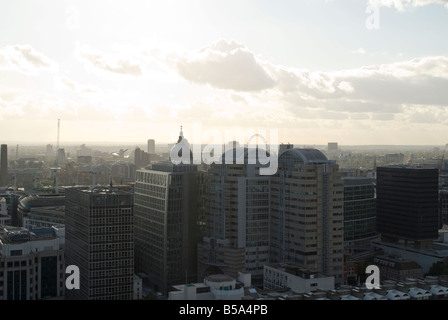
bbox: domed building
[169,126,194,165]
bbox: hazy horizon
[1,1,448,145]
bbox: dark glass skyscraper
[376,166,439,248]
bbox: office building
[376,166,439,248]
[328,142,338,153]
[0,226,65,300]
[134,129,203,295]
[439,188,448,226]
[0,144,7,186]
[270,148,345,284]
[343,177,378,255]
[147,139,155,154]
[0,197,11,225]
[197,146,270,287]
[65,186,134,300]
[18,194,65,228]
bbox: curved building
[17,194,65,227]
[270,147,345,284]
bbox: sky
[1,0,448,146]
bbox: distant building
[147,139,155,154]
[0,144,7,186]
[57,148,66,165]
[111,161,136,184]
[46,144,54,164]
[328,142,338,153]
[0,197,11,225]
[65,186,134,300]
[376,166,439,248]
[77,156,92,165]
[0,226,65,300]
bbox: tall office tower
[65,186,134,300]
[343,177,378,255]
[0,144,7,186]
[197,146,270,287]
[147,139,155,154]
[270,148,344,284]
[134,147,141,168]
[46,144,54,164]
[134,130,203,295]
[376,166,439,248]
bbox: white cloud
[54,76,99,94]
[172,39,276,91]
[0,44,58,75]
[76,44,142,77]
[164,39,448,126]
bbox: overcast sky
[1,0,448,146]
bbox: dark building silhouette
[134,128,203,296]
[65,186,134,300]
[0,144,8,186]
[343,177,378,255]
[376,166,439,248]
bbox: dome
[278,148,328,170]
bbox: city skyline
[1,1,448,145]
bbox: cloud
[76,44,142,77]
[368,0,448,10]
[0,44,58,75]
[54,76,99,94]
[172,39,276,91]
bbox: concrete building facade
[270,148,345,284]
[65,186,134,300]
[0,226,65,300]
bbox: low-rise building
[0,226,65,300]
[168,273,246,300]
[263,263,335,293]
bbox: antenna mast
[57,119,60,152]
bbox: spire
[177,125,184,143]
